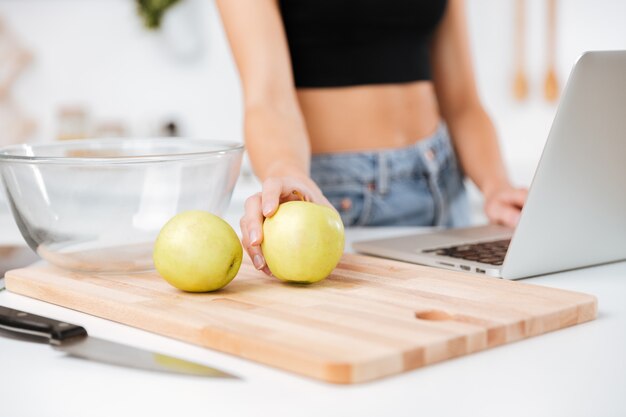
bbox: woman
[217,0,528,275]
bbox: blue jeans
[310,124,471,227]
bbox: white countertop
[1,212,625,417]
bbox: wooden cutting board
[5,254,597,384]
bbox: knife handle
[0,306,87,344]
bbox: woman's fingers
[490,203,521,227]
[240,216,260,268]
[261,178,283,217]
[484,186,529,227]
[261,177,311,217]
[241,193,270,274]
[244,193,264,245]
[499,188,528,208]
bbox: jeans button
[340,198,352,211]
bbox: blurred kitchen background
[1,0,626,230]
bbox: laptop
[353,51,626,279]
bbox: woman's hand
[483,185,529,228]
[239,176,331,275]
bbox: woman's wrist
[480,177,512,201]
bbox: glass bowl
[0,138,244,273]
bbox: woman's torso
[279,0,447,154]
[298,82,441,154]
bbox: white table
[1,222,625,417]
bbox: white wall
[1,0,242,142]
[2,0,626,187]
[467,0,626,185]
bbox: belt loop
[377,152,389,195]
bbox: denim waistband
[310,123,455,188]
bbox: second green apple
[262,201,345,283]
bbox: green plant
[136,0,181,30]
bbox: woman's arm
[217,0,330,273]
[430,0,527,226]
[217,0,308,181]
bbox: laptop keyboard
[423,239,511,266]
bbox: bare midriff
[296,81,441,154]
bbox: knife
[0,305,238,379]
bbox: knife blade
[0,305,238,378]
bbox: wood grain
[5,253,597,384]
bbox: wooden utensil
[5,253,597,384]
[513,0,528,100]
[544,0,559,102]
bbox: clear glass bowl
[0,138,244,273]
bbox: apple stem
[292,190,306,202]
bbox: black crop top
[278,0,448,88]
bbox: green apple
[262,201,345,283]
[153,210,243,292]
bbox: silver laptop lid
[502,51,626,279]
